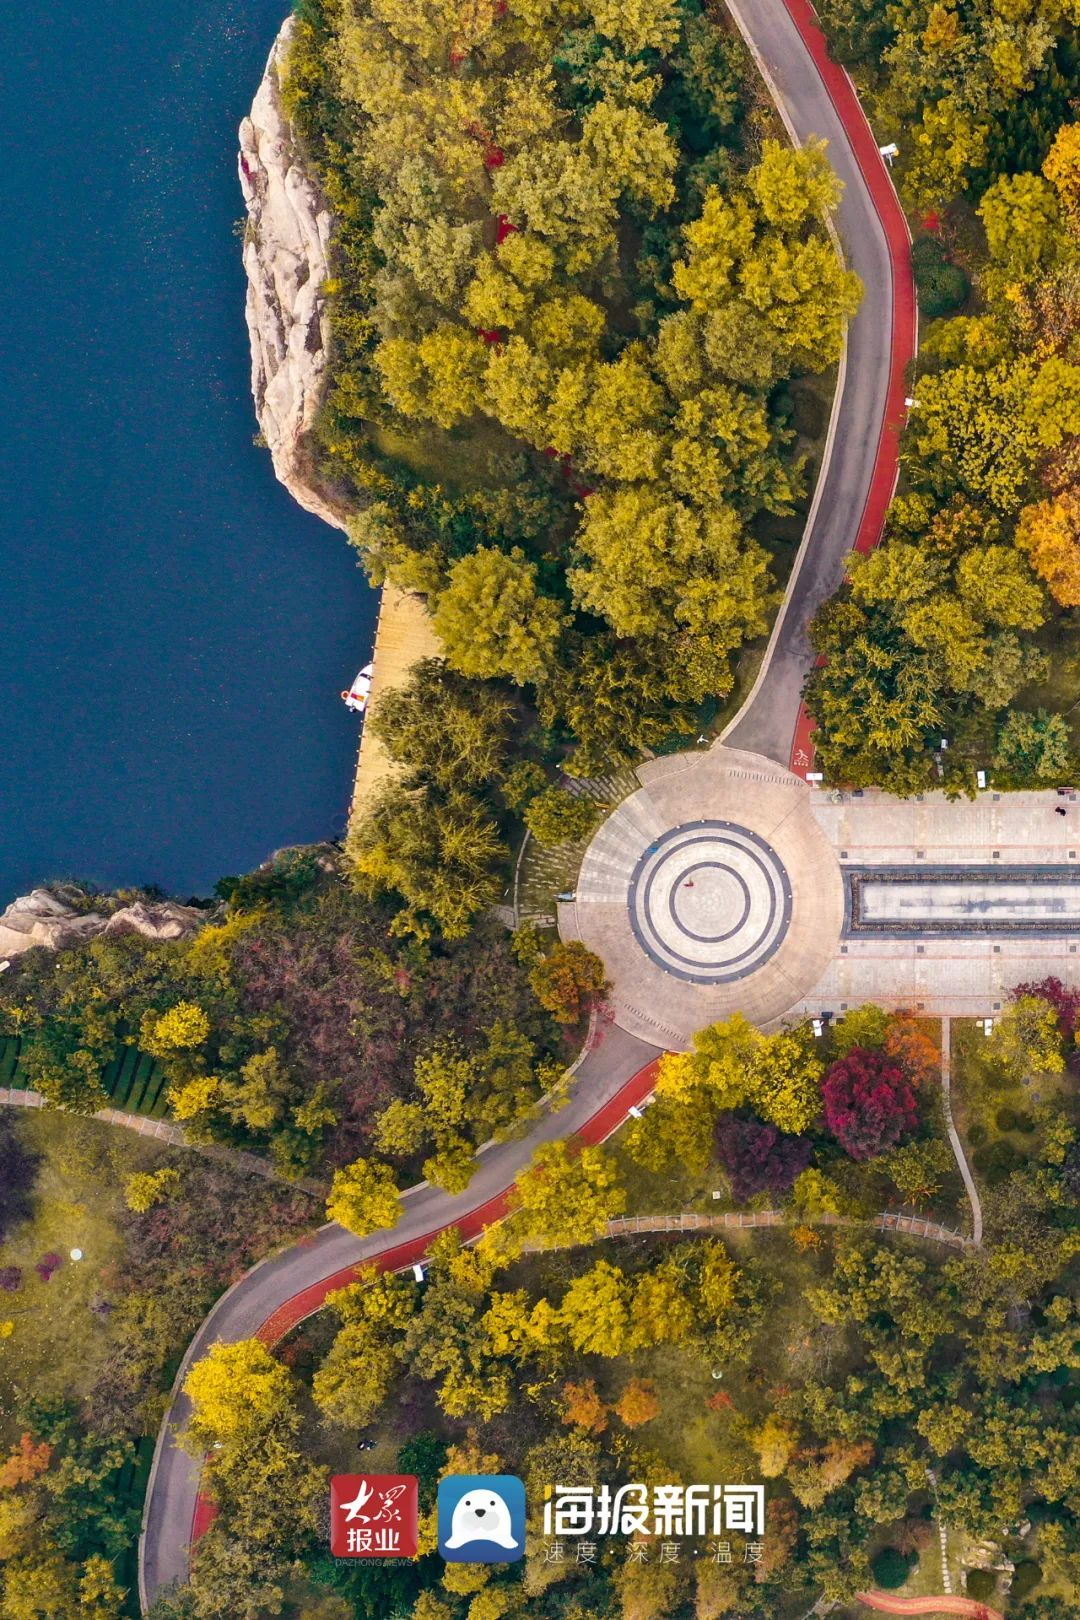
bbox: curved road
[139,1026,663,1607]
[721,0,915,770]
[139,3,915,1608]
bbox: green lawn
[1018,617,1080,748]
[951,1016,1076,1197]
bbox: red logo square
[331,1474,418,1558]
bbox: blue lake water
[0,0,377,901]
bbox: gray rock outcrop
[239,16,347,531]
[0,889,204,958]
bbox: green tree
[368,660,514,792]
[523,787,599,846]
[994,710,1072,781]
[349,784,508,941]
[432,549,565,686]
[883,1139,953,1205]
[326,1156,403,1236]
[509,1140,627,1248]
[19,1031,107,1116]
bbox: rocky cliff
[0,889,205,958]
[239,17,347,532]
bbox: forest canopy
[285,0,859,782]
[805,0,1080,793]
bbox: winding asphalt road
[721,0,915,771]
[138,3,915,1608]
[138,1024,663,1608]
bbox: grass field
[0,1110,177,1443]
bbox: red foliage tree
[882,1013,940,1086]
[715,1113,812,1203]
[821,1047,918,1161]
[528,941,608,1026]
[0,1434,52,1489]
[1011,975,1080,1040]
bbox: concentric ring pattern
[627,820,793,984]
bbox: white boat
[342,662,374,713]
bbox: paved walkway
[564,747,1080,1047]
[139,1027,664,1609]
[939,1018,983,1246]
[608,1209,967,1248]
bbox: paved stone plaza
[559,746,1080,1049]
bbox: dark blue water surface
[0,0,376,901]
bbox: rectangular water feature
[843,865,1080,937]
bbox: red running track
[858,1593,1003,1618]
[785,0,917,776]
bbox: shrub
[141,1001,211,1056]
[973,1139,1025,1183]
[0,1267,22,1293]
[871,1546,913,1589]
[614,1377,660,1428]
[715,1113,813,1203]
[562,1379,608,1434]
[966,1568,998,1601]
[125,1168,182,1213]
[994,710,1073,784]
[792,387,826,438]
[34,1253,63,1283]
[501,760,547,811]
[772,389,795,422]
[1062,1141,1080,1199]
[396,1432,448,1499]
[523,787,600,847]
[1011,1560,1043,1600]
[995,1105,1036,1134]
[912,235,969,317]
[822,1047,918,1160]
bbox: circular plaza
[559,746,845,1049]
[627,821,793,985]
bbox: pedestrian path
[607,1208,968,1248]
[0,1086,323,1193]
[939,1018,983,1245]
